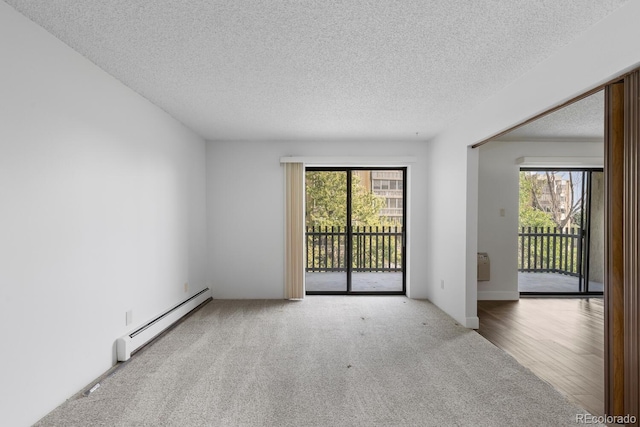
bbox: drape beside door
[284,162,305,299]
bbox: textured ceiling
[497,90,604,142]
[3,1,628,141]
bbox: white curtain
[284,162,305,299]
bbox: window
[386,198,403,209]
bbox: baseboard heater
[116,288,212,361]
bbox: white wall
[2,0,640,422]
[0,4,207,426]
[422,142,478,327]
[424,0,640,328]
[477,140,603,300]
[206,140,429,299]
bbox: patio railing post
[527,227,531,271]
[533,226,538,271]
[552,227,557,272]
[559,228,564,272]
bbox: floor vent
[116,288,212,361]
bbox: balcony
[518,226,603,293]
[305,225,403,292]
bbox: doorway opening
[518,168,604,295]
[305,167,406,295]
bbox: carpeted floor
[36,297,599,426]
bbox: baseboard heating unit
[116,288,212,361]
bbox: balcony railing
[306,226,402,272]
[518,226,582,276]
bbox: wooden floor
[476,298,604,417]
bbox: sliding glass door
[305,170,348,292]
[517,168,604,295]
[305,168,406,295]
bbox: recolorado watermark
[576,413,637,424]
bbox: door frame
[471,67,640,419]
[518,167,604,296]
[305,166,407,295]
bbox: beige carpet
[36,297,598,426]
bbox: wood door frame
[604,80,625,416]
[621,71,640,420]
[472,67,640,420]
[603,71,640,420]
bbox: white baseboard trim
[116,288,212,361]
[477,291,520,301]
[465,316,480,329]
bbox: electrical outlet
[184,282,189,293]
[499,208,505,217]
[440,279,445,289]
[125,310,133,326]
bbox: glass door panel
[585,171,604,293]
[305,168,406,295]
[305,170,348,292]
[517,169,603,295]
[350,170,404,293]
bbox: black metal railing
[306,226,402,272]
[518,226,583,276]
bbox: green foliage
[519,172,556,230]
[351,180,388,226]
[518,171,579,274]
[519,208,556,230]
[305,171,401,271]
[305,171,387,228]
